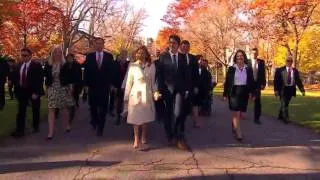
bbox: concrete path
[0,97,319,180]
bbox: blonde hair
[48,45,66,65]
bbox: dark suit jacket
[274,66,305,97]
[84,51,115,88]
[114,60,129,88]
[0,59,9,85]
[223,66,255,97]
[12,61,44,96]
[84,51,116,105]
[44,61,81,88]
[186,53,199,91]
[248,58,266,88]
[156,51,191,96]
[198,66,213,95]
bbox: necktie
[97,53,102,68]
[172,54,177,69]
[21,63,27,88]
[287,68,292,85]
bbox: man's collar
[169,50,178,56]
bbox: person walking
[123,46,156,149]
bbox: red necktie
[21,64,27,88]
[287,68,292,85]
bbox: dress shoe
[11,132,24,138]
[32,129,40,134]
[46,136,53,141]
[97,130,103,137]
[254,119,262,125]
[176,140,190,151]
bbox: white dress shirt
[20,60,31,86]
[252,59,259,81]
[186,54,190,65]
[198,67,202,75]
[234,64,247,85]
[96,51,104,66]
[286,66,294,86]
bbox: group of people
[0,34,216,151]
[223,48,305,142]
[0,33,306,150]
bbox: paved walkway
[0,97,319,179]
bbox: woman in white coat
[123,46,157,149]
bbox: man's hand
[193,87,199,95]
[153,91,162,101]
[302,91,306,96]
[185,91,189,99]
[249,93,256,101]
[261,85,265,90]
[274,91,279,97]
[223,96,227,101]
[31,94,38,100]
[84,86,88,92]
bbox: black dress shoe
[11,132,24,138]
[97,130,103,137]
[46,136,53,140]
[254,120,262,125]
[32,129,40,134]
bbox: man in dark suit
[65,53,83,123]
[0,55,10,110]
[7,58,15,100]
[11,48,44,137]
[156,34,191,150]
[84,37,117,136]
[249,48,266,124]
[113,49,129,125]
[198,59,214,116]
[274,56,305,124]
[153,50,166,122]
[179,40,201,127]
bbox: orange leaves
[156,27,180,50]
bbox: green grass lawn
[214,87,320,133]
[0,95,48,138]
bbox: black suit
[0,59,9,110]
[185,53,198,114]
[274,66,305,122]
[248,59,266,122]
[154,59,165,121]
[12,61,44,134]
[65,61,82,107]
[84,51,116,135]
[157,51,191,140]
[196,66,213,110]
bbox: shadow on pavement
[0,160,120,174]
[170,172,320,180]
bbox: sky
[128,0,173,39]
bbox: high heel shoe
[231,122,236,134]
[46,136,53,141]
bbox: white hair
[48,45,66,65]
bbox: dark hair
[251,47,258,52]
[66,53,75,59]
[21,48,32,55]
[95,37,105,43]
[233,49,248,64]
[169,34,181,45]
[181,40,190,46]
[134,45,151,65]
[195,54,203,61]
